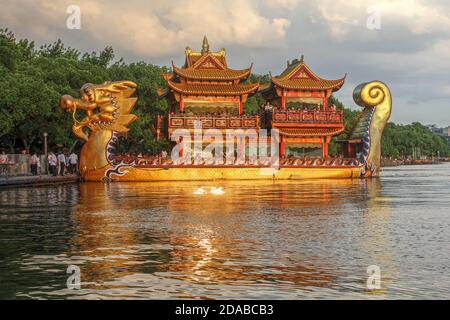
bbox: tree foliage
[1,29,449,157]
[0,29,168,154]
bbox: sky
[1,0,450,126]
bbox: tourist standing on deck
[57,151,66,176]
[264,101,273,112]
[30,152,40,176]
[68,152,78,174]
[48,151,57,176]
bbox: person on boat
[173,137,184,165]
[264,101,273,112]
[259,103,265,114]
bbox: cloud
[1,0,450,125]
[0,0,292,57]
[310,0,450,41]
[266,0,303,10]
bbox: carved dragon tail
[351,81,392,177]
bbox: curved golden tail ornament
[353,81,392,177]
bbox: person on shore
[0,150,9,175]
[30,152,40,176]
[68,152,78,174]
[18,149,29,175]
[57,151,66,176]
[48,151,58,176]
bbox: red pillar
[179,98,184,112]
[281,95,286,110]
[323,94,328,112]
[323,140,328,158]
[280,136,285,157]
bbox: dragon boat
[59,39,392,182]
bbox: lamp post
[43,132,48,174]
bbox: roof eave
[172,64,253,81]
[167,81,260,96]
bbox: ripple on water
[1,164,450,299]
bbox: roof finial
[201,35,210,55]
[300,55,304,63]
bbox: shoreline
[381,159,447,167]
[0,161,446,188]
[0,174,79,189]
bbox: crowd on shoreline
[0,150,78,177]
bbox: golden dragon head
[60,81,138,141]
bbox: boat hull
[83,165,364,182]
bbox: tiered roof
[262,56,346,93]
[159,37,258,97]
[277,127,345,137]
[167,82,260,95]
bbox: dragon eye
[84,89,94,102]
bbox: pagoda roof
[167,80,259,96]
[269,56,346,92]
[171,36,253,81]
[172,64,252,81]
[277,127,345,137]
[159,37,259,98]
[184,36,228,68]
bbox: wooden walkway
[0,174,79,188]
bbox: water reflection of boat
[62,178,393,296]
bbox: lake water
[0,164,449,299]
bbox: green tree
[1,29,449,159]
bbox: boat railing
[272,109,344,124]
[108,155,361,167]
[164,113,261,129]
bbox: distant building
[427,125,450,141]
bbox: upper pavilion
[260,55,346,110]
[259,56,347,158]
[158,36,259,115]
